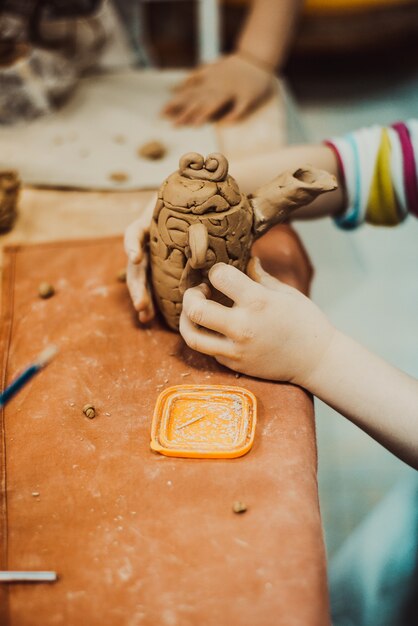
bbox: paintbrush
[0,345,58,408]
[0,571,57,583]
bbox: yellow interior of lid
[150,385,257,459]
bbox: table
[0,77,330,626]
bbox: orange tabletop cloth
[0,229,329,626]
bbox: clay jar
[149,152,336,330]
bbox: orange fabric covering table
[0,230,330,626]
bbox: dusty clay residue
[0,169,20,233]
[149,152,337,330]
[138,141,166,161]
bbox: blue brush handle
[0,364,39,408]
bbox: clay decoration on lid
[149,152,337,331]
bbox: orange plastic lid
[150,385,257,459]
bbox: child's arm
[233,120,418,227]
[163,0,303,126]
[179,261,418,469]
[304,329,418,469]
[124,121,417,318]
[232,144,345,218]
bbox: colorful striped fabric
[326,120,418,229]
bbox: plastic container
[150,384,257,459]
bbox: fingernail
[209,262,226,279]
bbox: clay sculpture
[149,152,337,330]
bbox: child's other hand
[162,54,275,126]
[124,199,156,324]
[180,259,335,386]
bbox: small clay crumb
[113,134,126,144]
[138,140,166,161]
[181,372,190,378]
[38,282,55,299]
[235,373,241,379]
[116,269,127,283]
[31,491,40,497]
[233,501,247,514]
[109,171,129,184]
[83,404,96,419]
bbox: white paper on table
[0,69,219,190]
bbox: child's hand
[180,259,335,386]
[124,199,156,324]
[162,54,275,126]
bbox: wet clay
[38,282,55,299]
[0,170,20,233]
[149,153,337,330]
[108,171,129,184]
[138,141,166,161]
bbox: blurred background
[1,0,417,558]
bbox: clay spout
[250,165,337,238]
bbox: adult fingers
[191,95,231,126]
[183,284,238,338]
[172,99,209,127]
[218,98,252,124]
[162,92,190,117]
[208,263,262,305]
[172,68,205,92]
[179,309,237,360]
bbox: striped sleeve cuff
[325,119,418,229]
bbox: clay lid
[161,153,242,211]
[150,385,257,459]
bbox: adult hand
[180,259,335,386]
[162,53,275,126]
